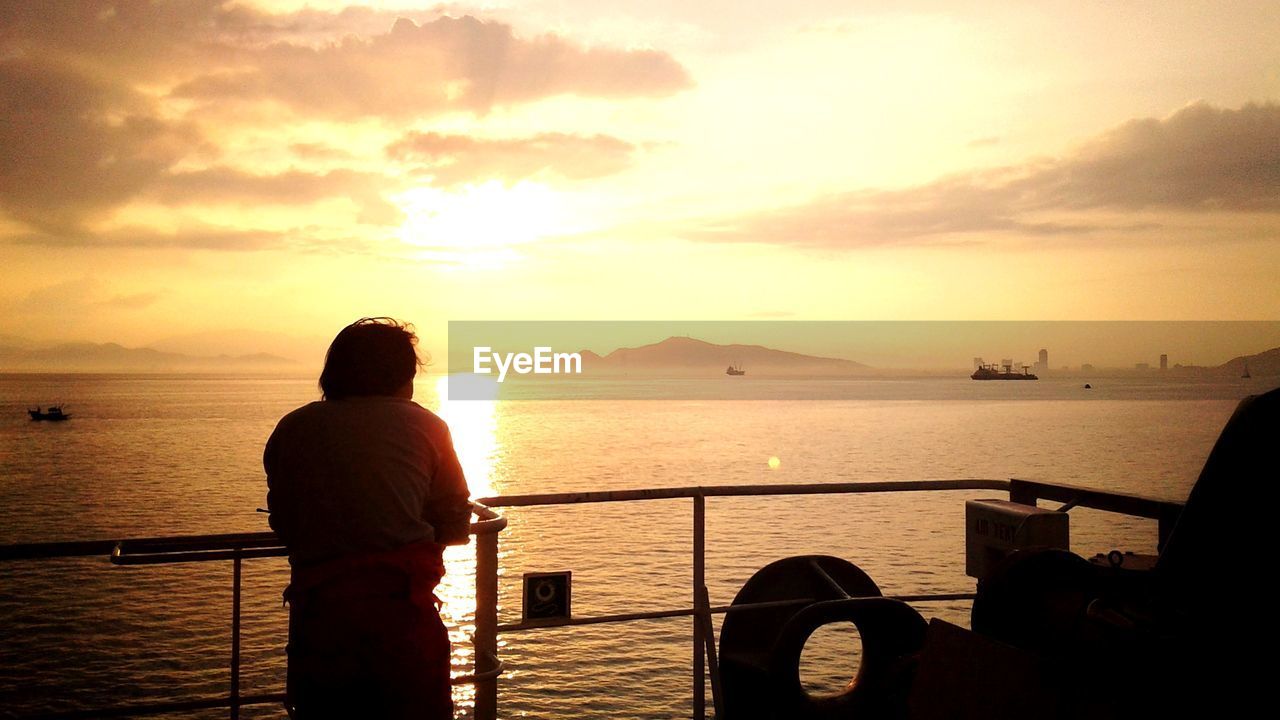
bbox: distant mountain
[146,328,324,364]
[583,336,870,375]
[0,341,297,372]
[1216,346,1280,377]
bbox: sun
[394,181,563,268]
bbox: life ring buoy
[766,597,927,720]
[719,556,925,719]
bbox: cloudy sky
[2,1,1278,359]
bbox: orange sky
[1,1,1278,361]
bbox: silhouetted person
[265,317,471,719]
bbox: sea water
[0,373,1270,718]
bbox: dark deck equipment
[962,387,1280,717]
[719,556,925,720]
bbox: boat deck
[0,479,1182,720]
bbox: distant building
[1035,348,1049,373]
[1160,354,1168,370]
[1082,363,1095,372]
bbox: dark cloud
[0,57,396,238]
[1016,102,1280,212]
[4,2,666,103]
[3,224,409,257]
[0,58,204,233]
[5,226,289,251]
[153,167,403,225]
[693,102,1280,248]
[2,2,690,119]
[0,0,248,79]
[387,131,635,185]
[0,2,689,245]
[155,167,366,204]
[171,16,691,118]
[690,177,1103,249]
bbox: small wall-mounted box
[966,500,1069,579]
[523,571,572,622]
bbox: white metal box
[966,500,1070,579]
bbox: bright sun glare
[395,181,562,268]
[431,375,499,499]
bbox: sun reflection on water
[431,374,500,500]
[422,374,503,713]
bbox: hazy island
[574,336,872,376]
[0,341,298,373]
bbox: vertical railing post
[693,494,706,720]
[1157,504,1181,553]
[475,529,500,720]
[1008,478,1037,507]
[699,586,724,718]
[230,553,241,720]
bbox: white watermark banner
[444,321,1280,400]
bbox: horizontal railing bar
[1008,478,1182,520]
[111,546,287,564]
[27,692,286,720]
[0,538,121,560]
[497,592,977,632]
[0,532,276,561]
[118,535,283,553]
[0,503,505,562]
[889,592,978,603]
[481,479,1012,508]
[4,478,1184,562]
[9,477,1183,563]
[122,532,282,550]
[501,606,693,631]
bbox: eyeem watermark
[473,346,582,382]
[449,320,1280,400]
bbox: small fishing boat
[726,364,745,376]
[28,406,71,422]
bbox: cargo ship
[971,362,1037,380]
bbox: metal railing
[475,478,1182,719]
[0,503,506,720]
[0,479,1182,720]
